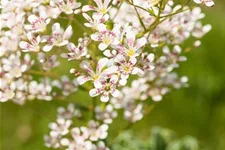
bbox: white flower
[89,75,120,102]
[57,104,81,119]
[61,42,87,60]
[120,30,147,57]
[77,58,117,88]
[91,24,120,51]
[2,52,33,78]
[19,32,41,52]
[52,75,78,96]
[28,79,53,101]
[92,141,110,150]
[124,104,143,123]
[82,0,112,14]
[137,53,155,76]
[95,104,117,124]
[42,23,73,52]
[66,127,92,150]
[38,53,60,71]
[44,132,61,149]
[115,54,139,85]
[83,13,109,30]
[52,0,81,14]
[85,120,109,141]
[49,118,72,135]
[25,15,51,33]
[193,0,214,7]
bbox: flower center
[99,8,107,14]
[127,48,135,57]
[103,37,111,45]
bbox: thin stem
[92,97,97,120]
[26,70,60,79]
[112,2,123,20]
[130,0,147,31]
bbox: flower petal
[89,88,101,97]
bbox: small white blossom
[52,0,81,14]
[89,75,120,102]
[42,23,73,52]
[82,0,112,14]
[19,32,41,52]
[193,0,214,7]
[25,15,51,33]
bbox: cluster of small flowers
[0,0,214,149]
[45,104,109,150]
[0,0,81,103]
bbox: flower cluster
[45,104,109,150]
[0,0,214,149]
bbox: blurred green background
[1,1,225,150]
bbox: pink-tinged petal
[28,15,38,23]
[19,41,29,49]
[129,57,137,65]
[91,34,99,41]
[103,0,111,7]
[103,50,113,57]
[119,78,127,86]
[97,24,107,32]
[99,43,108,51]
[52,23,61,33]
[82,5,95,12]
[89,88,101,97]
[84,23,92,28]
[147,53,155,62]
[74,2,81,9]
[41,35,49,43]
[203,24,212,33]
[77,76,92,85]
[63,25,72,40]
[137,69,145,76]
[58,40,68,46]
[26,32,33,41]
[135,37,147,49]
[110,75,118,84]
[126,31,135,47]
[111,89,120,97]
[115,54,126,64]
[80,61,93,73]
[24,25,33,30]
[193,0,202,4]
[131,67,139,74]
[97,57,108,73]
[36,35,41,43]
[67,43,76,52]
[103,65,118,75]
[205,0,214,7]
[103,14,109,21]
[43,44,53,52]
[83,13,92,22]
[94,0,103,8]
[94,80,103,88]
[45,18,51,24]
[100,93,109,102]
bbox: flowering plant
[0,0,214,149]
